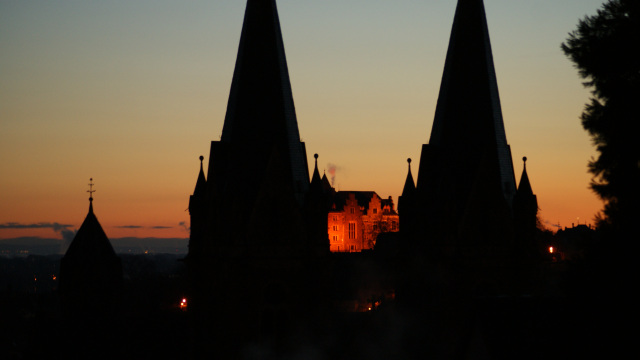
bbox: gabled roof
[380,197,398,215]
[332,191,378,212]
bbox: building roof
[332,191,378,212]
[380,197,398,215]
[63,199,117,261]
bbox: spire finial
[199,155,204,162]
[87,178,95,202]
[523,156,527,168]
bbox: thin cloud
[0,222,73,230]
[114,225,173,229]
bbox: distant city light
[549,246,554,254]
[180,298,187,310]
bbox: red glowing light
[549,246,554,254]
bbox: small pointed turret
[402,158,416,197]
[188,156,208,258]
[399,158,417,236]
[321,172,333,193]
[514,156,538,236]
[516,157,534,196]
[310,153,322,187]
[193,155,207,198]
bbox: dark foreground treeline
[0,238,624,360]
[0,254,190,360]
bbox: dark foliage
[561,0,640,233]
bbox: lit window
[349,222,356,239]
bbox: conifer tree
[561,0,640,234]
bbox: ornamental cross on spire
[87,178,95,201]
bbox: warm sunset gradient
[0,0,605,241]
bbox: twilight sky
[1,0,605,240]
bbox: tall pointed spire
[419,0,516,204]
[412,0,517,247]
[219,0,308,203]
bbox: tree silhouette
[561,0,640,234]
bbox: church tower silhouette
[59,179,123,358]
[187,0,329,357]
[404,0,519,251]
[59,179,122,318]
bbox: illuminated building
[328,191,399,252]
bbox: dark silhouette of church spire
[399,158,415,214]
[188,156,207,258]
[193,155,207,198]
[412,0,517,247]
[310,153,322,188]
[401,158,416,198]
[219,0,309,205]
[514,156,538,237]
[418,0,516,201]
[399,158,416,236]
[516,157,534,196]
[60,179,122,319]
